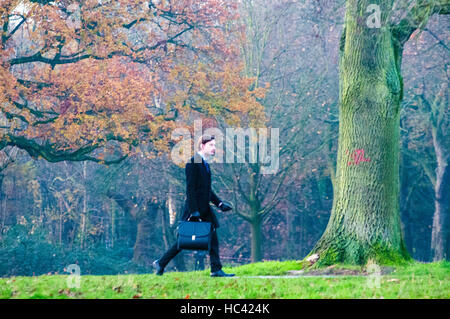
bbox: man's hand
[218,201,232,212]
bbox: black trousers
[158,228,222,273]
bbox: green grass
[0,260,448,299]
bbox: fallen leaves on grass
[386,278,400,283]
[58,288,81,298]
[306,254,320,266]
[113,286,122,293]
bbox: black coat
[182,152,222,228]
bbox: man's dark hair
[197,134,215,151]
[202,134,215,144]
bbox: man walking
[153,134,235,277]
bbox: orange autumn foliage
[0,0,266,163]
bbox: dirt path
[236,266,395,278]
[237,275,366,278]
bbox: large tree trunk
[250,214,262,262]
[400,116,416,258]
[107,192,157,267]
[132,203,158,266]
[431,131,449,261]
[309,0,410,266]
[249,168,263,263]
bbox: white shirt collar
[197,151,207,163]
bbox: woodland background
[0,0,448,276]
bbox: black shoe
[210,269,235,277]
[153,260,164,276]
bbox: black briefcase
[177,218,212,251]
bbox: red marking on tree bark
[347,148,371,166]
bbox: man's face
[202,140,216,156]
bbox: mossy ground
[0,260,448,299]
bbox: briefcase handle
[188,211,202,222]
